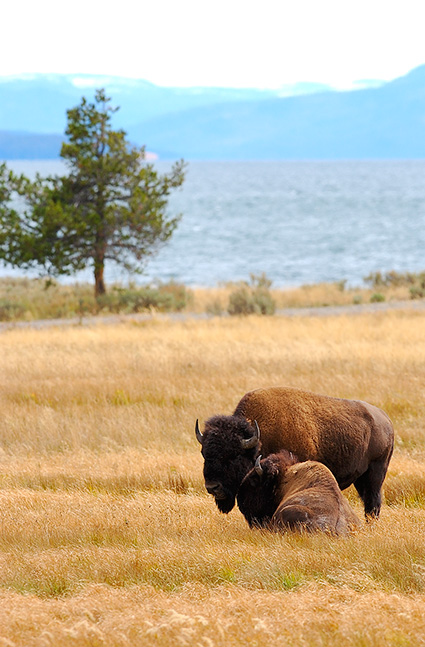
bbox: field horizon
[0,309,424,645]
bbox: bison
[237,451,362,535]
[195,386,394,518]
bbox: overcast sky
[2,0,425,89]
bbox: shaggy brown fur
[196,386,394,518]
[237,452,362,535]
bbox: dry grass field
[0,309,425,645]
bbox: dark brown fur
[237,452,362,535]
[197,386,394,518]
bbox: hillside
[128,65,425,159]
[1,67,425,159]
[0,130,63,160]
[0,74,294,134]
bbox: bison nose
[205,481,222,496]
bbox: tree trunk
[94,228,107,298]
[94,262,106,298]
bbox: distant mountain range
[1,67,424,160]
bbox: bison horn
[240,419,260,449]
[255,455,263,475]
[195,419,203,444]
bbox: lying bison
[237,451,362,535]
[195,386,394,518]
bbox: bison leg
[273,504,320,532]
[354,458,389,519]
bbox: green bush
[252,288,276,315]
[157,281,192,311]
[370,293,385,303]
[227,274,276,316]
[228,285,258,316]
[97,287,170,313]
[0,299,27,321]
[410,286,425,300]
[97,282,192,314]
[0,277,192,321]
[408,273,425,299]
[364,270,418,288]
[206,300,224,316]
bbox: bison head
[195,415,260,513]
[237,452,296,527]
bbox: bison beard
[196,386,394,519]
[215,494,238,514]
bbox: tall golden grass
[0,310,425,645]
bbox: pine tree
[0,89,185,297]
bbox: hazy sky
[2,0,425,88]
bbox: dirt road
[1,299,424,332]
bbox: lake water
[6,159,425,288]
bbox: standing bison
[195,386,394,518]
[237,451,362,535]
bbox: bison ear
[195,419,203,445]
[241,420,260,450]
